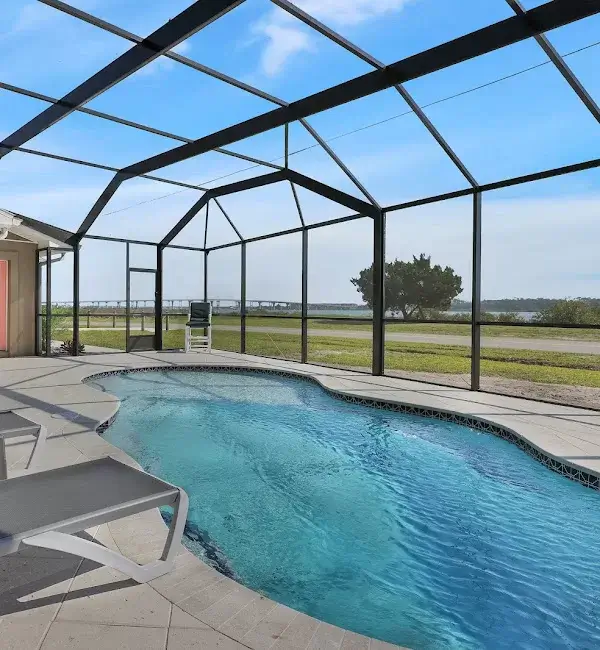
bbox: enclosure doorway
[126,266,157,353]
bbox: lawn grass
[57,311,600,341]
[55,329,127,350]
[214,315,600,341]
[55,328,241,354]
[246,330,301,360]
[52,314,600,341]
[55,328,600,388]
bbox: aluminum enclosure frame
[3,0,600,410]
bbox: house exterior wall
[0,239,37,356]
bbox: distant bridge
[51,299,364,312]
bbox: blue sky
[1,0,600,303]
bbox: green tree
[351,254,463,320]
[533,299,600,325]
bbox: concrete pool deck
[1,350,599,650]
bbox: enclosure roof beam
[159,168,374,247]
[74,170,286,245]
[289,182,305,227]
[40,0,284,107]
[504,0,600,123]
[160,193,213,247]
[73,153,600,247]
[122,0,598,177]
[42,0,377,205]
[297,119,381,207]
[0,81,282,171]
[384,188,475,213]
[383,156,600,212]
[75,174,126,241]
[272,0,478,188]
[83,234,163,247]
[0,0,243,160]
[211,171,287,197]
[205,211,365,252]
[286,170,378,217]
[7,144,210,193]
[5,144,216,245]
[83,233,205,251]
[478,156,600,193]
[271,0,378,68]
[214,199,243,241]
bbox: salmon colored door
[0,260,7,351]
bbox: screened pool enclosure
[3,0,600,410]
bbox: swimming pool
[97,369,600,649]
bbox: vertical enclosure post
[155,245,163,350]
[35,250,42,355]
[241,243,246,353]
[72,242,80,356]
[284,123,289,168]
[203,251,208,302]
[301,228,308,363]
[45,247,52,357]
[471,192,482,390]
[125,243,131,352]
[204,202,210,250]
[372,211,385,375]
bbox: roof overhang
[0,209,74,250]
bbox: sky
[1,0,600,304]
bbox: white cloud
[251,0,414,76]
[253,20,314,77]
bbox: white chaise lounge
[0,457,188,583]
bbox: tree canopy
[533,299,600,325]
[351,254,463,320]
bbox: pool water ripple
[98,370,600,650]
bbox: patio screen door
[126,266,157,353]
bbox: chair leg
[161,490,189,563]
[0,438,7,481]
[22,490,188,583]
[27,425,47,470]
[23,531,174,583]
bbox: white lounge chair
[0,457,188,583]
[185,301,212,353]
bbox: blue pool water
[97,370,600,650]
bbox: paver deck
[1,349,599,649]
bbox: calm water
[98,371,600,649]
